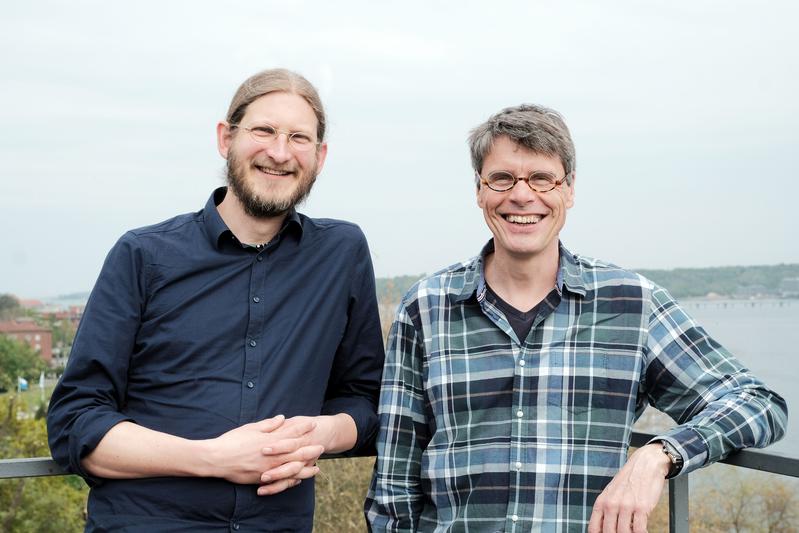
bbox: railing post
[668,474,690,533]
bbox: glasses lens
[249,125,278,143]
[288,132,316,151]
[528,172,557,192]
[487,172,516,191]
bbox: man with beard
[47,69,384,532]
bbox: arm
[82,417,323,485]
[256,231,384,492]
[589,283,788,532]
[47,232,145,484]
[365,302,429,532]
[317,231,385,455]
[643,284,787,471]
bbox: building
[0,319,53,363]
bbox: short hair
[226,68,327,142]
[468,104,575,187]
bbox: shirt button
[257,256,264,262]
[252,296,260,303]
[519,360,526,366]
[232,523,240,530]
[247,381,254,389]
[249,340,257,347]
[511,515,518,522]
[515,461,522,470]
[516,410,524,418]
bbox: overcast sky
[2,1,798,298]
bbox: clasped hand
[207,414,325,496]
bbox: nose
[265,133,292,163]
[507,178,538,203]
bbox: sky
[2,1,798,298]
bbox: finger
[588,504,604,533]
[602,506,619,533]
[257,478,301,496]
[617,507,633,533]
[277,419,317,438]
[261,461,306,483]
[292,465,320,480]
[254,414,285,433]
[262,436,308,455]
[632,510,648,533]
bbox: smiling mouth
[503,214,543,225]
[254,164,293,177]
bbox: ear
[564,173,576,208]
[217,122,233,159]
[315,142,328,174]
[476,182,486,209]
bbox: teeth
[256,165,291,176]
[505,214,542,224]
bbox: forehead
[240,91,318,132]
[484,136,564,174]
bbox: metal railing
[630,432,799,533]
[2,432,798,532]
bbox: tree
[0,396,88,532]
[0,294,21,320]
[0,337,46,392]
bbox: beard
[225,150,318,219]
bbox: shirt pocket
[545,348,642,437]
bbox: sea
[635,298,797,457]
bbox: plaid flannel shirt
[365,242,787,532]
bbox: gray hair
[226,68,327,142]
[468,104,575,187]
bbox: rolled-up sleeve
[644,284,788,475]
[47,232,145,484]
[320,232,385,455]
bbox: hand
[254,414,356,496]
[587,443,670,533]
[203,415,320,485]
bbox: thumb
[255,414,285,433]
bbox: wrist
[660,440,684,478]
[194,438,221,478]
[642,443,672,478]
[321,413,357,454]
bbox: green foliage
[0,396,88,532]
[375,264,799,303]
[0,294,21,320]
[0,337,46,392]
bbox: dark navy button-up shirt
[47,188,385,532]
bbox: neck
[217,190,287,246]
[484,241,560,311]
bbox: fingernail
[262,447,272,454]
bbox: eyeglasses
[478,170,571,192]
[230,123,320,152]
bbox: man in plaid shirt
[365,104,788,532]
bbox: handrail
[2,432,797,533]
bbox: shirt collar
[453,239,587,303]
[202,187,304,250]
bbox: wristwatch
[661,441,683,478]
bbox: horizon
[7,261,799,301]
